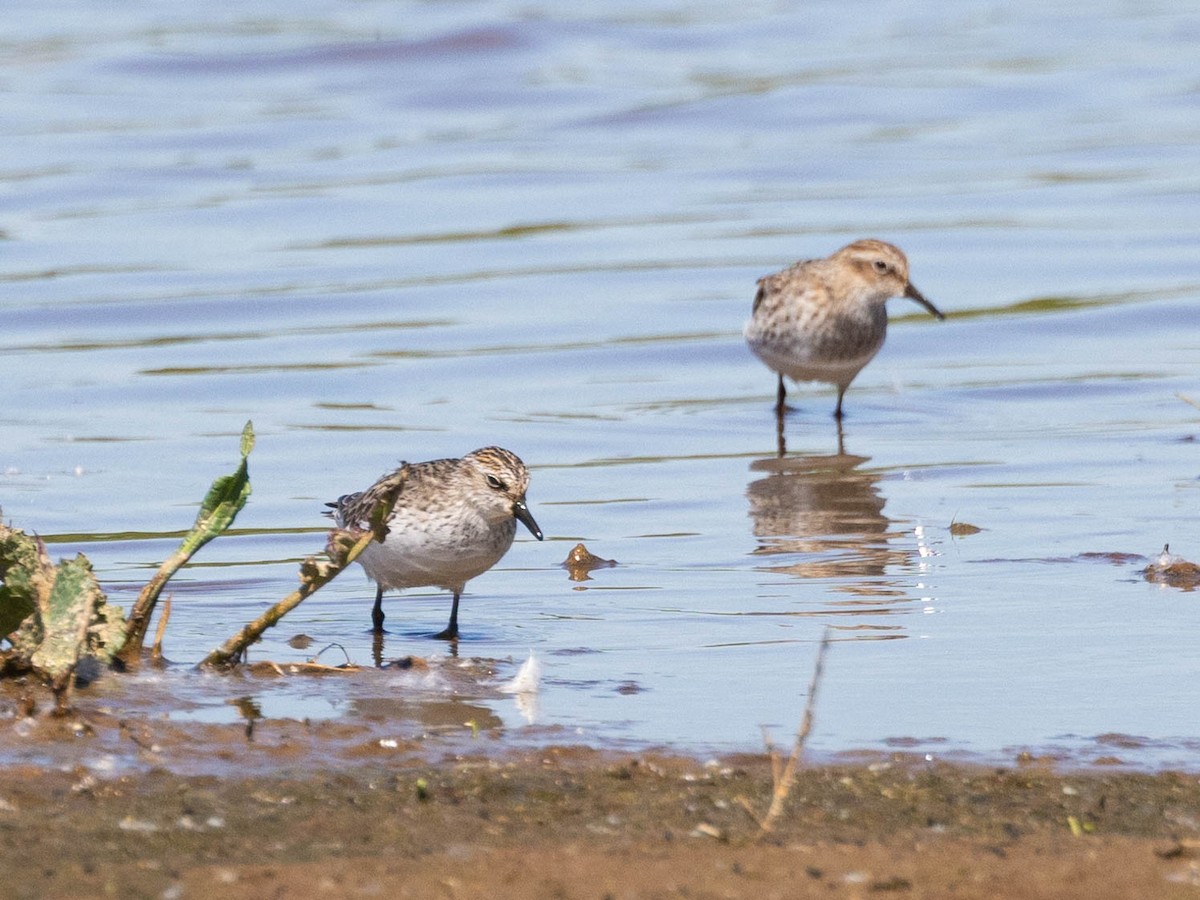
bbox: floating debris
[1143,545,1200,591]
[244,660,362,676]
[499,651,541,724]
[562,542,617,582]
[380,656,427,671]
[499,651,541,695]
[1076,552,1146,565]
[948,520,982,536]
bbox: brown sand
[1,727,1198,899]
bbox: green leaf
[178,420,254,558]
[0,526,40,640]
[30,555,102,684]
[118,422,256,662]
[87,594,128,664]
[1,525,128,682]
[239,419,255,458]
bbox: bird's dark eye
[486,474,505,490]
[872,259,889,274]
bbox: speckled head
[463,446,543,540]
[832,239,944,319]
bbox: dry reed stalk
[756,627,832,836]
[150,596,171,661]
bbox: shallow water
[3,0,1199,770]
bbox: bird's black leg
[775,375,787,414]
[833,387,846,420]
[434,592,460,641]
[371,584,385,633]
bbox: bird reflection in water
[746,432,912,600]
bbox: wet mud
[1,705,1198,899]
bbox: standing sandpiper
[744,239,945,418]
[326,446,543,640]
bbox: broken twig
[755,627,833,835]
[150,596,171,661]
[198,465,407,669]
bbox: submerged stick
[198,530,375,669]
[758,627,832,835]
[151,596,171,661]
[198,465,407,670]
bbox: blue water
[2,0,1199,770]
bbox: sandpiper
[326,446,542,640]
[744,239,944,418]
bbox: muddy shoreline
[2,708,1199,899]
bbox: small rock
[118,816,159,833]
[1143,544,1200,591]
[562,543,617,581]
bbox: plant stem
[199,464,406,670]
[759,627,832,835]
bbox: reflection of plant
[0,420,385,711]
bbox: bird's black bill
[904,282,945,321]
[513,499,544,540]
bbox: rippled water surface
[3,0,1199,768]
